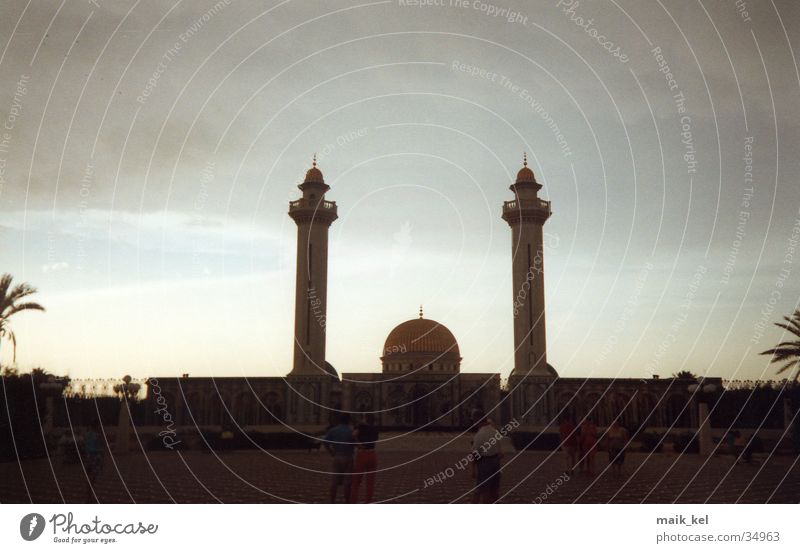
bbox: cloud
[41,261,69,273]
[3,208,283,254]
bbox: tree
[760,309,800,382]
[672,371,698,381]
[0,273,45,363]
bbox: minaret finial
[523,152,527,167]
[312,153,317,167]
[419,305,423,319]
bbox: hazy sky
[1,0,798,382]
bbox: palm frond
[763,311,800,382]
[760,343,800,356]
[0,274,45,362]
[0,274,12,305]
[8,283,38,300]
[5,301,45,317]
[774,320,800,339]
[783,311,800,331]
[1,328,17,363]
[765,339,800,349]
[775,359,799,375]
[0,283,39,313]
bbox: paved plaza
[2,435,798,503]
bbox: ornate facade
[146,158,709,432]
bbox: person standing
[83,419,104,502]
[733,430,745,460]
[580,417,598,476]
[559,416,579,475]
[350,413,379,503]
[724,429,737,456]
[471,409,503,503]
[606,419,628,476]
[323,412,355,503]
[741,434,758,465]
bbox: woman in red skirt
[580,418,598,476]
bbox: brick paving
[2,444,798,503]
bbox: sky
[0,0,798,382]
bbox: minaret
[288,156,338,375]
[502,154,554,377]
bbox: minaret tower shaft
[502,154,553,377]
[288,156,338,375]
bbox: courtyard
[2,434,798,503]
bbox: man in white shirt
[470,409,503,503]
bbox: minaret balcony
[502,198,551,224]
[289,198,337,211]
[288,198,338,225]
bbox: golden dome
[515,152,535,183]
[383,315,460,357]
[304,154,324,183]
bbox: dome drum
[381,351,461,374]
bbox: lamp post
[113,375,140,454]
[687,381,718,456]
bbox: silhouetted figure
[742,434,757,465]
[324,412,354,503]
[606,419,628,476]
[83,419,104,502]
[724,429,736,456]
[471,409,503,503]
[559,417,579,475]
[350,413,379,503]
[734,431,745,460]
[580,418,598,476]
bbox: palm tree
[760,309,800,382]
[0,273,45,363]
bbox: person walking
[83,419,104,502]
[470,409,503,503]
[580,417,598,476]
[350,413,379,503]
[323,412,355,503]
[606,419,628,476]
[559,416,579,475]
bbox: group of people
[322,412,379,503]
[323,409,506,503]
[559,417,629,477]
